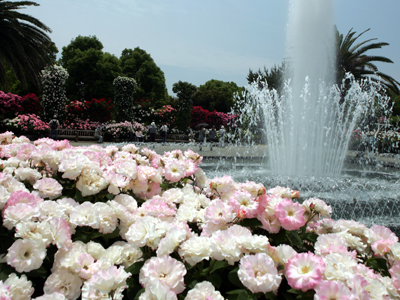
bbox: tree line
[1,0,400,120]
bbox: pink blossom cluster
[104,121,148,139]
[15,114,50,132]
[60,118,100,130]
[0,91,23,115]
[0,132,399,299]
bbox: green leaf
[74,190,85,203]
[126,261,145,275]
[187,279,198,289]
[237,290,249,300]
[209,260,229,275]
[265,291,278,300]
[228,267,245,288]
[366,257,390,277]
[208,273,222,289]
[287,288,303,295]
[226,289,247,295]
[286,230,303,248]
[304,232,318,244]
[106,193,115,200]
[134,288,145,300]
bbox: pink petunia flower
[275,198,306,231]
[238,253,282,294]
[6,238,47,273]
[0,281,12,300]
[314,280,355,300]
[164,159,186,182]
[285,252,325,292]
[390,260,400,293]
[33,178,63,199]
[139,255,187,294]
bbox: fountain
[203,0,400,231]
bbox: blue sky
[27,0,400,95]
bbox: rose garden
[2,0,400,299]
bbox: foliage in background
[40,65,69,120]
[191,106,237,129]
[172,81,197,131]
[0,0,54,91]
[0,91,42,120]
[103,121,148,140]
[113,76,137,122]
[247,63,286,92]
[60,35,122,101]
[64,98,113,129]
[131,98,155,124]
[3,114,49,135]
[120,47,169,108]
[193,79,245,113]
[336,27,400,94]
[154,105,176,127]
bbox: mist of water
[232,0,391,177]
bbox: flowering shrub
[103,121,148,140]
[64,98,114,126]
[0,131,399,299]
[191,106,237,129]
[132,98,155,124]
[20,93,43,115]
[61,119,100,131]
[0,91,23,119]
[3,114,49,135]
[364,130,400,153]
[113,76,137,122]
[154,105,176,126]
[41,65,69,120]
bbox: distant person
[188,128,195,143]
[94,124,104,143]
[129,122,135,142]
[198,127,205,151]
[136,128,143,142]
[209,125,216,151]
[160,123,168,145]
[219,125,226,148]
[148,122,157,143]
[49,115,60,140]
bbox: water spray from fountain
[233,0,391,177]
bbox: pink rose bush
[0,131,400,299]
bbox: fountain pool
[201,156,400,233]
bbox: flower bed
[0,131,399,299]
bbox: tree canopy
[60,35,122,100]
[0,0,54,91]
[172,81,197,130]
[247,64,286,92]
[193,79,244,113]
[120,47,169,108]
[336,27,399,94]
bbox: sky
[25,0,400,96]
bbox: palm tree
[336,26,399,94]
[0,0,53,91]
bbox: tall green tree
[0,0,54,91]
[193,79,245,113]
[172,81,197,131]
[61,35,122,100]
[336,27,399,94]
[120,47,169,108]
[247,63,286,92]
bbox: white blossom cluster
[41,65,69,120]
[113,76,137,122]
